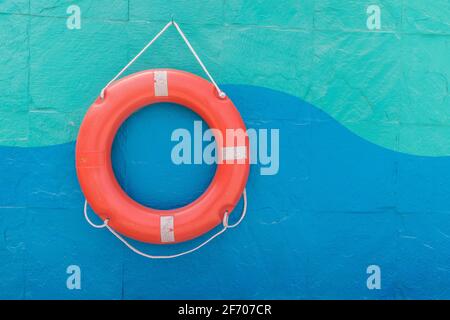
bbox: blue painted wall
[1,85,450,299]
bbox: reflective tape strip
[221,146,247,161]
[154,71,168,96]
[160,216,175,243]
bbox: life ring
[76,69,250,244]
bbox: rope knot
[223,211,230,228]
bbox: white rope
[105,214,229,259]
[84,200,109,228]
[227,188,247,228]
[100,21,172,99]
[83,189,247,259]
[100,20,226,99]
[172,21,226,99]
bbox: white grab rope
[84,200,109,228]
[83,189,247,259]
[100,20,226,100]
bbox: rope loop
[99,19,226,100]
[84,200,109,229]
[223,211,230,228]
[83,189,247,259]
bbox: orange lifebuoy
[76,69,250,244]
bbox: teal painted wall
[1,0,450,300]
[1,0,450,155]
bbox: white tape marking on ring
[154,71,168,96]
[222,146,247,161]
[160,216,175,243]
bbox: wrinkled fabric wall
[1,1,450,155]
[0,1,450,299]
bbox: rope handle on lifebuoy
[100,19,226,100]
[84,189,247,259]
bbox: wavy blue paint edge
[0,85,449,299]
